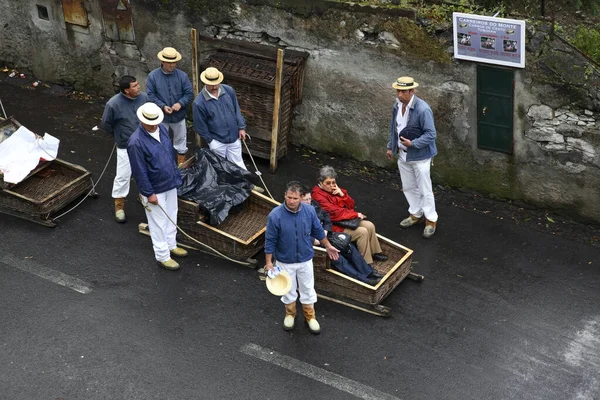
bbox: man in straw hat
[386,76,439,238]
[101,75,148,223]
[265,181,340,334]
[193,67,248,170]
[146,47,193,166]
[127,102,187,270]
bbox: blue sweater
[146,68,193,124]
[192,84,246,144]
[101,92,149,149]
[387,95,438,161]
[265,203,326,264]
[127,124,182,197]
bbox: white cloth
[395,96,414,163]
[397,157,438,222]
[141,188,178,262]
[0,126,60,184]
[208,138,247,170]
[278,260,317,305]
[112,147,132,198]
[163,119,187,154]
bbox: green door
[477,65,514,154]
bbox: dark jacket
[265,203,326,264]
[127,124,182,197]
[192,84,246,144]
[311,200,332,232]
[387,95,437,161]
[147,68,194,124]
[101,92,149,149]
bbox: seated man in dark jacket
[300,186,383,286]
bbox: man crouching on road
[127,102,188,270]
[265,181,340,334]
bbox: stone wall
[0,0,599,223]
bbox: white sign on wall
[453,12,526,68]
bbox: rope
[242,135,275,200]
[144,200,253,267]
[51,143,114,221]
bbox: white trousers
[112,148,131,199]
[208,139,247,170]
[397,157,438,222]
[164,119,187,155]
[277,260,317,305]
[141,188,178,262]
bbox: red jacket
[311,185,358,232]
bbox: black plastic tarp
[177,149,261,226]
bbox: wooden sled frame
[313,234,424,317]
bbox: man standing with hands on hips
[127,102,187,271]
[386,76,439,238]
[265,181,339,334]
[146,47,194,166]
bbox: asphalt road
[1,77,599,400]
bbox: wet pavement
[1,74,599,400]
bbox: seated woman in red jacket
[311,165,387,265]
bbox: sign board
[453,12,526,68]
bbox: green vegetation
[570,25,600,64]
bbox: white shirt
[204,85,222,100]
[145,127,161,142]
[396,95,415,162]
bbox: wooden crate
[199,36,309,161]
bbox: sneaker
[400,214,423,228]
[423,220,437,239]
[158,259,180,270]
[170,247,188,258]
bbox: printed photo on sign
[481,37,496,50]
[457,32,471,46]
[503,40,518,52]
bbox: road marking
[1,255,92,294]
[240,343,401,400]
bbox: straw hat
[157,47,182,63]
[137,102,164,125]
[200,67,224,85]
[266,271,292,296]
[392,76,419,90]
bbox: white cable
[147,201,252,267]
[242,137,275,200]
[0,99,7,120]
[51,143,115,221]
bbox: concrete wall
[0,0,599,223]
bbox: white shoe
[306,318,321,334]
[283,315,295,331]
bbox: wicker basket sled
[138,156,279,267]
[312,236,423,317]
[0,117,94,227]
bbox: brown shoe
[423,219,437,239]
[177,154,187,166]
[400,214,423,228]
[114,198,126,223]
